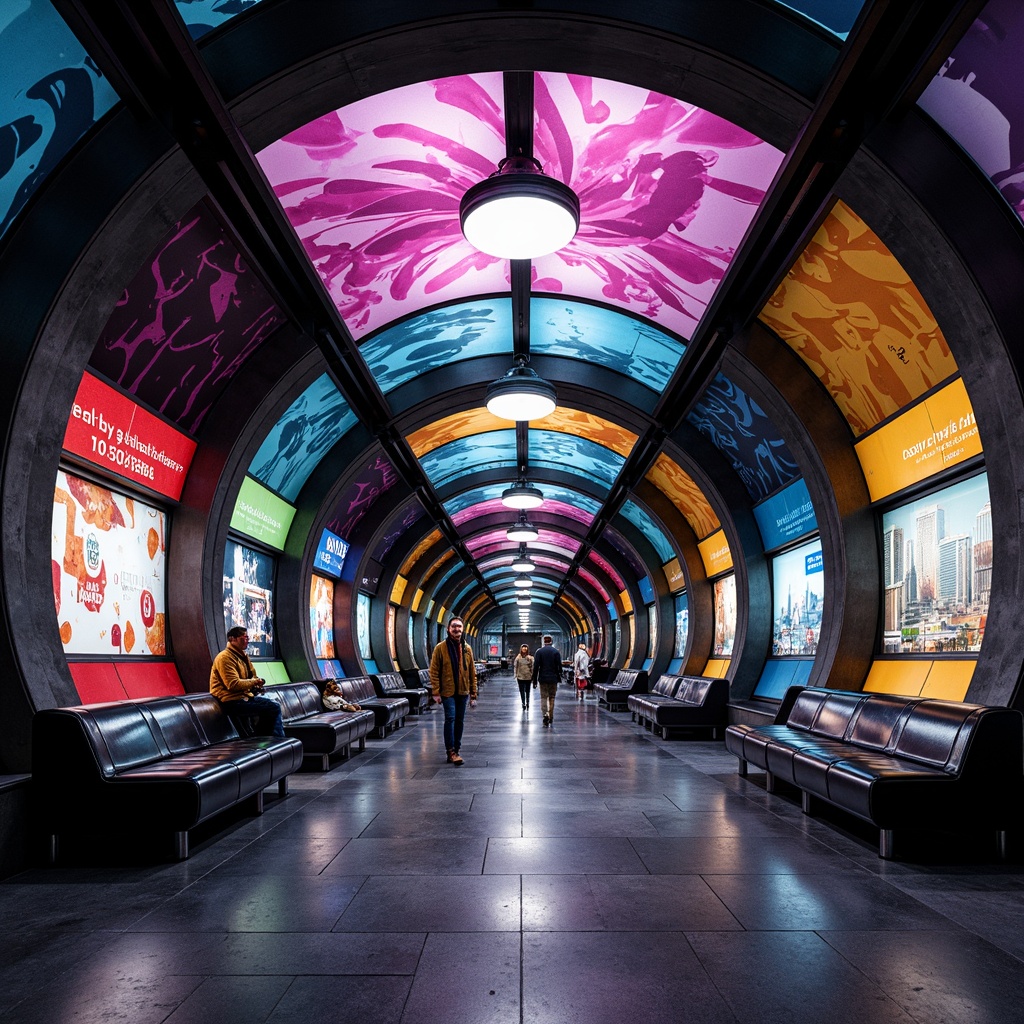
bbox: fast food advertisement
[52,469,167,656]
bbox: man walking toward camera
[429,616,478,765]
[532,634,562,727]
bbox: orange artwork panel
[400,530,444,575]
[646,454,719,540]
[407,409,507,457]
[534,408,638,458]
[760,200,959,436]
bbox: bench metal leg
[252,789,265,815]
[46,834,58,865]
[320,754,330,772]
[277,776,289,798]
[765,771,776,793]
[801,791,813,815]
[998,830,1009,860]
[879,829,895,859]
[358,735,366,751]
[173,830,189,861]
[736,758,748,777]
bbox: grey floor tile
[358,810,522,838]
[130,873,366,931]
[484,837,648,874]
[163,976,294,1024]
[703,871,951,931]
[523,931,735,1024]
[631,835,864,875]
[522,809,660,838]
[821,929,1024,1023]
[522,873,742,931]
[402,932,520,1023]
[322,836,488,874]
[267,976,413,1024]
[335,874,521,932]
[688,930,918,1024]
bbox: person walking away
[513,643,534,712]
[573,642,591,701]
[210,626,285,736]
[429,616,478,764]
[532,634,562,727]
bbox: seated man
[210,627,285,737]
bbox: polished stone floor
[4,673,1024,1023]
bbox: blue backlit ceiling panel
[249,374,357,501]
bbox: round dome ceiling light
[501,480,544,509]
[485,358,556,421]
[507,514,539,543]
[460,156,580,260]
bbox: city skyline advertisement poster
[881,472,990,654]
[771,538,824,655]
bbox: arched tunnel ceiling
[7,0,1024,753]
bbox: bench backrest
[34,696,222,780]
[374,672,408,696]
[339,676,377,702]
[675,676,729,711]
[780,686,1024,773]
[649,676,683,698]
[266,681,323,723]
[610,669,649,693]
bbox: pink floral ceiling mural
[259,73,782,340]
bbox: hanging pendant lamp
[507,513,539,543]
[486,356,556,421]
[511,547,536,573]
[501,479,544,509]
[460,156,580,260]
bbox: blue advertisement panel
[753,478,817,551]
[223,540,275,659]
[638,576,655,605]
[314,527,349,578]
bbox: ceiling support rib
[55,0,494,600]
[554,0,980,603]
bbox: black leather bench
[629,675,728,739]
[33,694,304,861]
[373,672,432,714]
[338,676,409,737]
[725,685,1024,858]
[594,668,649,711]
[269,681,376,770]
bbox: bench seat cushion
[284,708,376,754]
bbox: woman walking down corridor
[514,643,535,712]
[573,642,591,701]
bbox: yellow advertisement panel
[618,588,633,615]
[390,574,408,606]
[698,530,733,576]
[412,588,424,613]
[663,557,685,593]
[854,378,981,501]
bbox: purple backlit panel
[919,0,1024,224]
[260,74,781,340]
[531,73,782,338]
[325,454,397,540]
[578,566,611,603]
[259,75,508,338]
[589,549,626,593]
[451,498,595,530]
[89,202,285,434]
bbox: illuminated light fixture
[511,547,536,573]
[501,479,544,510]
[517,596,532,607]
[460,155,580,260]
[507,513,539,543]
[485,356,557,421]
[514,574,533,589]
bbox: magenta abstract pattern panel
[89,201,285,434]
[325,454,398,540]
[259,74,781,340]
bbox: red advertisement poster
[63,373,197,500]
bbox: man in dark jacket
[429,616,478,764]
[532,634,563,727]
